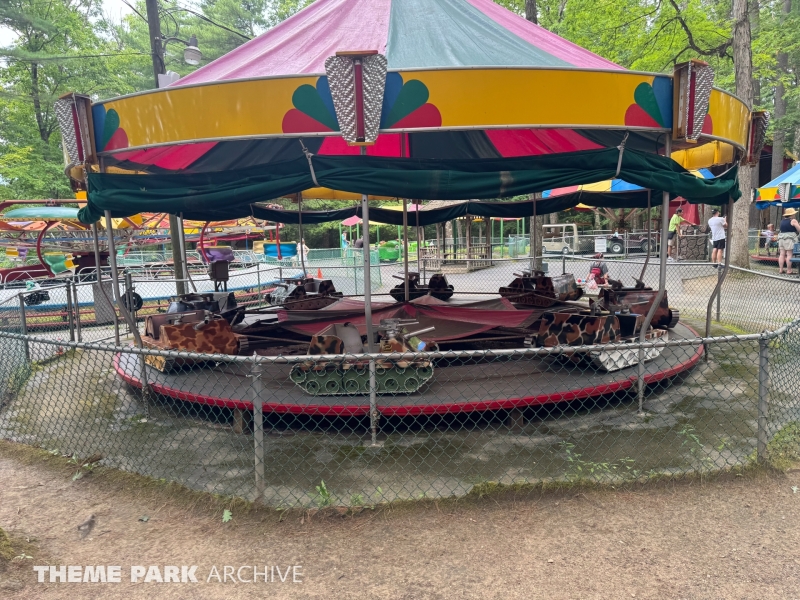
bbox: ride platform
[115,324,702,417]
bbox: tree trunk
[593,209,601,231]
[549,211,559,224]
[730,0,753,268]
[525,0,538,24]
[750,0,761,105]
[771,0,791,182]
[30,63,49,143]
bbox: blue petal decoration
[652,76,673,129]
[380,72,404,128]
[315,77,337,124]
[92,105,107,153]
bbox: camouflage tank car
[498,270,583,308]
[389,272,454,302]
[267,276,343,310]
[592,279,679,329]
[535,304,668,372]
[289,319,435,395]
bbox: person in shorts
[777,208,800,275]
[707,209,727,266]
[667,208,690,261]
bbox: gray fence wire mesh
[0,259,799,508]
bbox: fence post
[716,266,722,322]
[562,252,566,275]
[65,283,75,342]
[369,358,380,446]
[72,281,82,342]
[757,336,770,464]
[18,294,29,363]
[251,354,266,502]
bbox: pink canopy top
[176,0,620,86]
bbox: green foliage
[315,480,332,508]
[766,421,800,470]
[222,508,233,522]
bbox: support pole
[403,197,409,302]
[177,213,196,292]
[361,194,375,352]
[91,222,103,284]
[65,281,75,342]
[72,281,82,342]
[105,210,152,407]
[297,193,306,276]
[637,137,671,413]
[251,354,266,501]
[757,336,770,464]
[416,204,423,280]
[705,195,735,340]
[529,196,537,272]
[18,294,29,363]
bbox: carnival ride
[48,0,759,414]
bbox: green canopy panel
[79,148,740,224]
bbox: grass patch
[766,421,800,470]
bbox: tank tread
[290,362,433,395]
[666,308,680,329]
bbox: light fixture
[183,35,202,65]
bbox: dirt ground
[1,442,800,600]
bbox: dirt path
[1,442,799,600]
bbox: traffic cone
[317,267,323,279]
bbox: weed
[315,480,332,508]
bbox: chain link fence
[0,261,799,508]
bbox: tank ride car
[140,291,242,371]
[498,270,583,308]
[591,279,679,329]
[535,298,669,372]
[289,319,436,396]
[267,276,343,310]
[389,272,454,302]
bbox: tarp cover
[80,148,740,224]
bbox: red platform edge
[114,327,704,417]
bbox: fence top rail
[2,318,796,365]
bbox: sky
[0,0,134,47]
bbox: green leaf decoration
[292,85,339,131]
[222,509,232,523]
[101,109,120,150]
[633,83,664,127]
[384,80,429,128]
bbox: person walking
[777,208,800,275]
[707,209,727,266]
[588,253,609,285]
[667,207,690,261]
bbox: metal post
[102,215,121,346]
[251,354,266,501]
[90,222,103,283]
[18,294,29,363]
[177,213,196,292]
[757,336,770,463]
[403,198,410,302]
[72,281,82,342]
[562,252,566,275]
[500,219,504,258]
[361,193,375,352]
[297,193,306,276]
[106,211,152,408]
[529,195,537,272]
[65,281,75,342]
[416,206,423,281]
[124,271,135,331]
[705,195,735,340]
[256,262,262,306]
[369,358,379,446]
[716,266,722,322]
[637,137,671,413]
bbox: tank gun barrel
[404,326,435,339]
